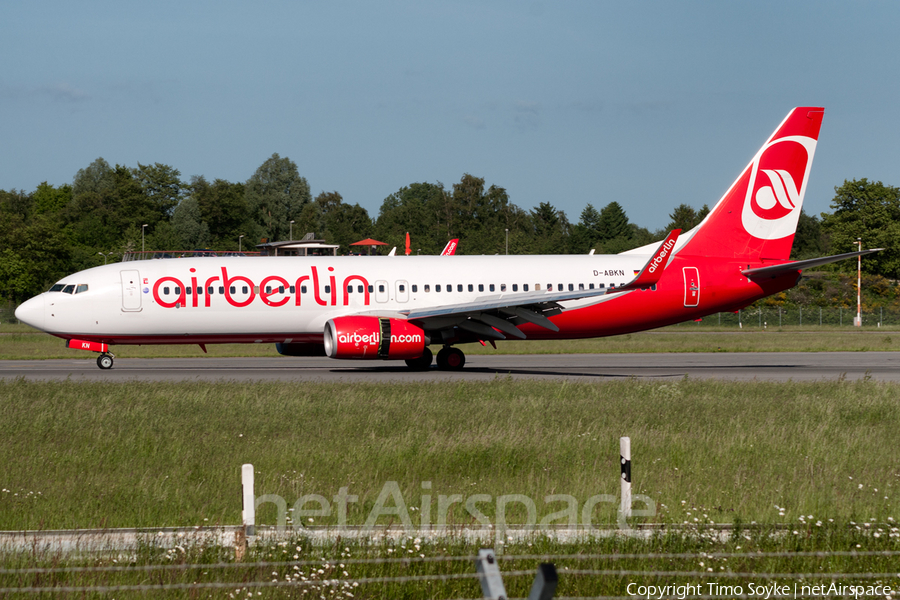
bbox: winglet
[441,239,459,256]
[610,229,680,293]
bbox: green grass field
[2,378,898,530]
[2,378,900,597]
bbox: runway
[2,352,899,382]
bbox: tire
[436,347,465,371]
[97,354,114,370]
[405,347,433,370]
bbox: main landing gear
[97,353,114,370]
[404,346,466,371]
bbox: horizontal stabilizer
[741,249,883,278]
[609,229,680,293]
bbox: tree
[821,179,900,278]
[665,203,709,232]
[790,209,827,260]
[374,182,449,254]
[133,162,184,217]
[171,196,210,249]
[529,202,569,254]
[245,153,311,241]
[191,176,251,248]
[570,204,602,254]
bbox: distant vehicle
[16,107,878,371]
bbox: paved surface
[2,352,899,382]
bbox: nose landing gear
[66,338,115,370]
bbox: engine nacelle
[323,316,426,360]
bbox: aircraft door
[375,280,389,303]
[121,269,142,311]
[683,267,700,307]
[396,280,409,303]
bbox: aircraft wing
[741,248,882,278]
[396,231,681,339]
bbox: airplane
[15,107,880,371]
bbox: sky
[2,1,899,232]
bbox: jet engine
[323,316,427,360]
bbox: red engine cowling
[324,316,426,360]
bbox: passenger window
[289,286,295,293]
[412,285,418,293]
[457,284,463,292]
[589,283,594,290]
[75,284,88,294]
[558,283,563,291]
[512,284,518,292]
[368,285,374,293]
[568,284,574,291]
[163,287,170,295]
[478,284,484,292]
[197,287,203,295]
[489,284,495,292]
[468,284,473,292]
[651,284,657,291]
[346,285,353,294]
[523,284,529,292]
[324,286,331,294]
[436,285,441,292]
[208,287,214,294]
[301,286,307,294]
[230,286,236,294]
[500,284,506,292]
[447,285,452,293]
[186,287,192,295]
[547,284,553,291]
[175,287,182,295]
[399,284,406,292]
[242,286,249,294]
[599,283,605,289]
[535,283,541,291]
[424,285,430,292]
[378,284,385,293]
[279,286,285,294]
[357,285,363,293]
[579,283,585,290]
[219,286,225,294]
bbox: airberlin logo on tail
[741,135,817,240]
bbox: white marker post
[242,464,255,537]
[620,437,631,520]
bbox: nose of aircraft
[15,295,46,331]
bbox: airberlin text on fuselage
[151,266,370,309]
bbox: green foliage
[791,209,828,260]
[821,178,900,277]
[245,153,311,242]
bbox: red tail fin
[679,107,824,261]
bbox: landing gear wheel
[436,347,465,371]
[97,354,114,370]
[405,347,433,370]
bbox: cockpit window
[62,285,75,294]
[49,284,65,292]
[75,284,89,294]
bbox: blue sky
[2,1,898,231]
